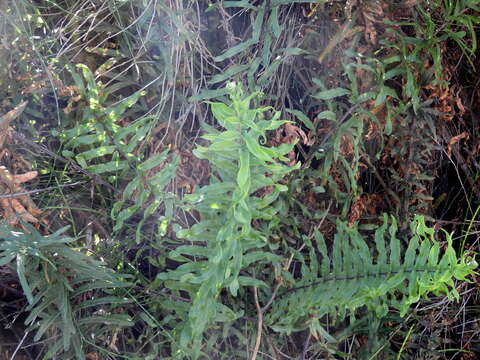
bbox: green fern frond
[267,214,477,333]
[60,64,147,176]
[57,65,179,236]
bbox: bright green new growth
[0,223,132,360]
[268,214,477,334]
[158,82,299,356]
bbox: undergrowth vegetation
[1,0,480,359]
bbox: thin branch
[250,286,263,360]
[10,331,28,360]
[261,283,281,313]
[0,181,86,199]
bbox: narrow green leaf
[317,110,337,121]
[189,88,230,102]
[76,146,116,161]
[286,108,314,129]
[137,149,170,172]
[223,1,258,9]
[17,255,33,304]
[208,63,251,85]
[313,88,351,100]
[209,102,237,126]
[243,135,274,162]
[281,47,310,56]
[389,216,401,269]
[269,6,281,37]
[214,39,255,62]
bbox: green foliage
[57,64,179,237]
[4,0,480,358]
[111,147,179,242]
[154,84,477,358]
[0,223,132,359]
[58,64,147,176]
[268,214,477,333]
[193,0,315,99]
[303,0,480,218]
[157,83,299,357]
[423,0,480,68]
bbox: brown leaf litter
[0,101,44,227]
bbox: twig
[0,181,86,199]
[300,331,311,360]
[261,249,300,314]
[10,331,28,360]
[249,229,313,358]
[218,1,237,50]
[251,286,263,360]
[261,283,281,313]
[359,148,401,208]
[303,103,361,169]
[261,327,281,360]
[317,22,364,64]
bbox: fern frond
[58,65,179,237]
[267,214,477,333]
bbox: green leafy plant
[0,223,132,359]
[58,64,147,176]
[111,147,179,242]
[157,82,299,357]
[268,214,477,334]
[192,0,313,101]
[56,64,179,237]
[156,83,477,358]
[5,0,480,358]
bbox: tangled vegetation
[1,0,480,359]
